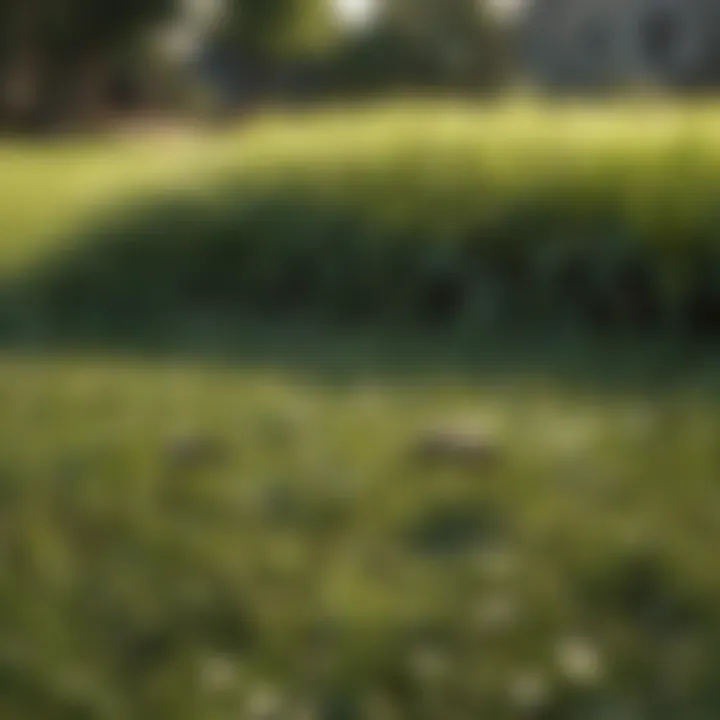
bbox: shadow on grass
[1,189,719,397]
[0,300,716,399]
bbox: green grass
[2,348,720,719]
[2,99,719,250]
[5,100,720,337]
[4,102,720,717]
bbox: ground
[2,103,720,718]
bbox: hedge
[10,104,720,339]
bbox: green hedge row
[13,107,720,338]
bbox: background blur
[3,1,720,719]
[4,0,720,134]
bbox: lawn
[6,99,720,337]
[3,347,720,719]
[2,102,720,718]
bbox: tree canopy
[215,0,336,59]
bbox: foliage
[2,101,720,719]
[381,0,509,85]
[205,0,511,99]
[0,0,176,128]
[0,0,173,58]
[214,0,336,60]
[4,102,720,339]
[310,0,511,94]
[0,341,719,718]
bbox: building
[519,0,720,90]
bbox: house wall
[520,0,720,90]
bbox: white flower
[555,636,604,686]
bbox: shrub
[11,104,720,339]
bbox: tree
[319,0,510,94]
[381,0,509,87]
[0,0,177,130]
[214,0,334,60]
[195,0,336,109]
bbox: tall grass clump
[8,102,720,339]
